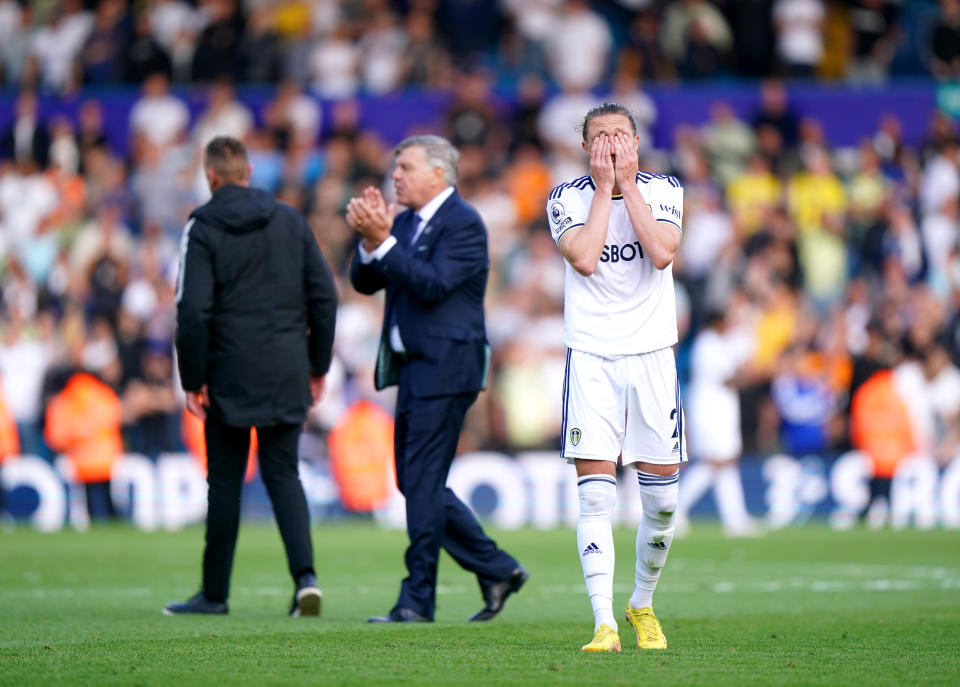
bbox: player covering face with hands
[547,103,685,652]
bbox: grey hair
[394,135,459,186]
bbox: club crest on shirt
[570,427,581,446]
[549,201,565,225]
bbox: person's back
[180,185,331,426]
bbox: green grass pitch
[2,522,958,686]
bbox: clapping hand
[346,187,395,251]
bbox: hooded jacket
[175,184,337,427]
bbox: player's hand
[612,132,639,187]
[185,384,209,421]
[589,134,615,192]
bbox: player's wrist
[594,178,615,192]
[620,182,643,200]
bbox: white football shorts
[560,347,687,466]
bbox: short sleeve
[546,185,588,244]
[649,176,683,231]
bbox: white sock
[715,463,753,533]
[577,474,617,631]
[630,469,678,610]
[676,461,714,525]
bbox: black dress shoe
[469,567,529,621]
[163,592,228,616]
[367,607,430,623]
[290,572,322,618]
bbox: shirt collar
[414,186,454,225]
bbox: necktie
[408,214,423,247]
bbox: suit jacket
[350,189,490,399]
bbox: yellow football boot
[624,606,667,649]
[580,624,622,652]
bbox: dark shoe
[469,567,529,621]
[163,592,228,616]
[290,572,322,618]
[367,607,430,623]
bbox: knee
[579,482,616,517]
[641,488,678,524]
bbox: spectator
[932,0,960,80]
[308,22,359,98]
[0,373,19,526]
[445,68,499,148]
[192,80,253,150]
[76,99,111,166]
[129,72,189,149]
[623,10,677,82]
[26,0,94,92]
[701,102,756,186]
[753,79,800,146]
[264,82,321,150]
[0,91,50,169]
[847,143,889,278]
[0,310,54,458]
[45,367,124,520]
[773,0,825,78]
[726,153,782,236]
[922,195,959,294]
[882,202,926,285]
[920,137,960,215]
[0,158,58,256]
[148,0,200,58]
[661,0,734,79]
[238,6,283,84]
[0,0,26,85]
[401,8,453,89]
[437,0,505,60]
[787,146,847,305]
[771,342,838,456]
[537,84,600,158]
[923,336,960,461]
[544,0,612,89]
[727,0,775,78]
[847,0,900,83]
[80,0,130,84]
[191,0,242,83]
[124,9,172,83]
[358,9,406,95]
[121,340,179,460]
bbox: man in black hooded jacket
[165,136,337,617]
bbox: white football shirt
[547,172,683,356]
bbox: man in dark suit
[166,136,337,617]
[347,135,528,623]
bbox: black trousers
[202,416,314,602]
[392,371,518,620]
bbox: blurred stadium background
[0,0,959,536]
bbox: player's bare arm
[614,133,680,270]
[558,134,614,276]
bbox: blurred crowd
[1,0,959,521]
[0,0,957,93]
